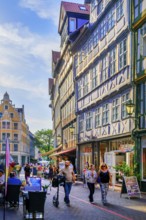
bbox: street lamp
[125,99,135,116]
[69,124,75,135]
[125,99,139,128]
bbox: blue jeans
[64,182,72,204]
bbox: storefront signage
[121,176,141,198]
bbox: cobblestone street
[0,179,146,220]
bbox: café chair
[24,191,46,219]
[6,185,21,208]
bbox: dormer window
[5,105,8,110]
[69,17,76,32]
[79,6,87,11]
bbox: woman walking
[85,164,97,203]
[98,163,112,205]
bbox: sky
[0,0,84,134]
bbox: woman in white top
[85,164,97,203]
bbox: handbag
[97,176,101,184]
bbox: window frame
[116,0,124,21]
[102,104,109,125]
[112,98,120,122]
[119,38,127,70]
[95,107,101,128]
[86,112,93,130]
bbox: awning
[41,145,62,156]
[50,147,76,157]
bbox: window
[138,83,146,129]
[79,6,87,11]
[2,144,6,151]
[0,113,3,118]
[116,0,123,21]
[2,121,10,129]
[74,54,78,69]
[5,105,8,110]
[14,134,18,141]
[112,99,120,122]
[14,123,18,129]
[136,23,146,74]
[93,29,99,47]
[109,48,116,76]
[97,0,103,15]
[95,108,101,127]
[119,38,127,70]
[88,38,93,53]
[86,112,93,130]
[2,133,10,141]
[78,79,82,99]
[79,117,84,132]
[121,93,129,118]
[10,113,14,118]
[102,104,109,125]
[14,144,18,151]
[101,56,108,82]
[91,66,98,89]
[108,8,115,31]
[83,74,89,95]
[100,19,106,39]
[69,18,76,32]
[134,0,143,19]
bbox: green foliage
[113,161,133,177]
[34,129,53,153]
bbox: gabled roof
[52,51,60,64]
[61,1,90,15]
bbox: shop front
[141,136,146,191]
[79,143,93,174]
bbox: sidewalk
[0,179,146,220]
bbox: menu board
[123,176,141,198]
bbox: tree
[34,129,53,153]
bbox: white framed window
[109,48,116,76]
[121,93,129,118]
[88,37,93,53]
[102,104,109,125]
[119,38,127,70]
[93,28,99,47]
[108,8,115,31]
[116,0,123,21]
[101,56,108,82]
[112,98,120,122]
[69,17,76,32]
[78,79,82,99]
[79,117,84,132]
[83,74,89,95]
[95,107,101,127]
[91,65,98,89]
[97,0,103,15]
[86,112,93,130]
[100,19,107,39]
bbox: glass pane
[143,148,146,179]
[135,8,138,18]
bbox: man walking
[59,161,75,206]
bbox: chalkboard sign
[121,176,141,198]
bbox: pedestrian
[48,164,54,181]
[82,165,88,187]
[24,164,31,183]
[85,164,97,203]
[97,163,112,205]
[59,160,75,207]
[14,163,21,177]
